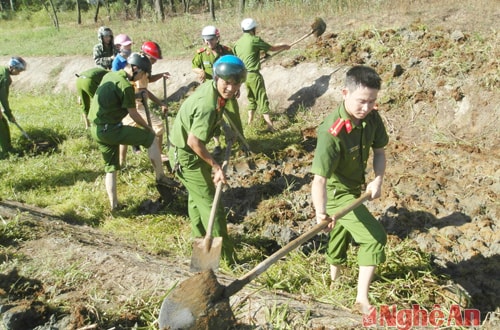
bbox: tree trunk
[136,0,142,19]
[169,0,176,13]
[209,0,215,20]
[44,0,60,30]
[182,0,190,13]
[94,2,100,23]
[239,0,245,14]
[76,0,82,24]
[154,0,164,21]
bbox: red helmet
[141,41,162,60]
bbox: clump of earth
[1,1,499,329]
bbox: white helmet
[241,18,257,31]
[201,25,219,40]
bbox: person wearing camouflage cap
[93,26,116,70]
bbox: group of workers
[1,18,389,315]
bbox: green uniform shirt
[170,80,236,151]
[0,66,13,120]
[233,33,271,72]
[88,70,135,125]
[310,103,389,194]
[192,44,233,80]
[77,67,108,83]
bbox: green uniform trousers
[76,77,100,116]
[245,71,271,114]
[169,147,235,262]
[326,191,387,266]
[90,123,155,173]
[0,117,12,157]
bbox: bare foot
[353,301,375,315]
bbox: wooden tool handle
[141,91,152,127]
[224,192,372,297]
[204,139,233,246]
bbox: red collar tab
[329,118,352,136]
[345,119,353,133]
[217,96,226,112]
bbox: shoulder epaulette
[197,47,206,53]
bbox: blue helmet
[213,55,247,83]
[9,57,27,71]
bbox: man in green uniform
[75,67,108,129]
[192,25,238,156]
[88,53,173,210]
[311,65,389,315]
[0,57,27,159]
[168,55,246,264]
[233,18,290,132]
[192,25,234,83]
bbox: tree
[76,0,81,24]
[42,0,60,30]
[154,0,164,21]
[239,0,245,14]
[208,0,214,20]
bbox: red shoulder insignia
[329,118,345,137]
[197,47,206,53]
[329,118,353,136]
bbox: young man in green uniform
[233,18,290,132]
[0,57,27,159]
[192,25,234,83]
[311,65,389,314]
[75,67,108,129]
[192,25,236,155]
[88,53,173,210]
[93,26,115,70]
[168,55,246,264]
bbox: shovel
[189,138,233,272]
[163,76,171,152]
[261,17,327,64]
[13,121,51,152]
[142,92,178,201]
[13,122,32,141]
[159,191,371,329]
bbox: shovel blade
[189,237,223,272]
[158,297,196,330]
[158,270,235,330]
